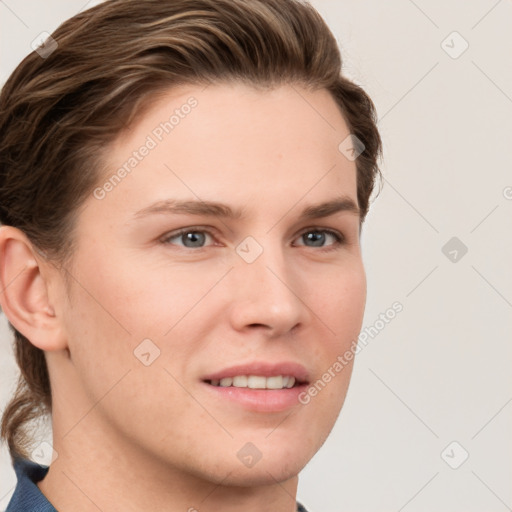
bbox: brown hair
[0,0,381,461]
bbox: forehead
[89,82,358,222]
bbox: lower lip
[201,382,308,412]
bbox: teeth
[265,376,283,389]
[248,376,267,389]
[232,376,248,387]
[209,375,298,389]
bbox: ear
[0,226,67,351]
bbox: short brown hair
[0,0,381,460]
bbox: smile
[205,375,299,389]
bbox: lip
[202,383,309,412]
[201,361,310,413]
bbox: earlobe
[0,226,67,351]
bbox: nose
[227,242,310,338]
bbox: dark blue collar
[5,456,57,511]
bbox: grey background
[1,1,511,511]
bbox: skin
[0,82,366,512]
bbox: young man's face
[50,82,366,485]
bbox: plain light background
[1,1,511,511]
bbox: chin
[181,443,311,487]
[215,458,306,487]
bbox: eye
[160,228,216,249]
[293,228,345,250]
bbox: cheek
[303,264,365,408]
[85,255,223,338]
[60,254,145,394]
[314,262,367,349]
[62,249,214,393]
[60,263,192,431]
[337,269,367,339]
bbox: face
[54,82,366,485]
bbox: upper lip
[202,361,310,384]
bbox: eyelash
[160,226,345,252]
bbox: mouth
[200,362,310,412]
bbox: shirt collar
[6,456,57,512]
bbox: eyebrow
[132,195,360,221]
